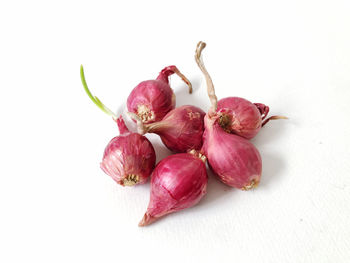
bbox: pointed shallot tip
[138,213,159,227]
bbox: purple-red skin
[217,97,270,139]
[127,65,191,124]
[139,152,208,226]
[202,114,262,190]
[141,105,205,153]
[100,116,156,186]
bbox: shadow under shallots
[257,151,285,188]
[195,166,233,208]
[139,169,234,228]
[251,118,289,188]
[135,76,290,227]
[251,118,289,147]
[145,134,173,164]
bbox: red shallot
[127,65,192,124]
[139,150,208,226]
[81,65,156,186]
[130,105,205,153]
[195,42,287,139]
[202,114,262,189]
[194,43,263,189]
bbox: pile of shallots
[80,42,286,227]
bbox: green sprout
[80,65,117,119]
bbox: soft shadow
[258,151,285,188]
[139,170,233,228]
[252,118,290,188]
[251,119,289,146]
[195,166,233,208]
[146,134,173,163]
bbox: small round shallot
[81,65,156,186]
[127,65,192,124]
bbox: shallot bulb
[130,105,205,153]
[127,65,192,124]
[139,151,208,226]
[202,114,262,190]
[80,65,156,186]
[100,116,156,186]
[195,42,287,139]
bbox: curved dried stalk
[195,41,218,112]
[262,116,288,127]
[127,112,147,134]
[157,65,192,94]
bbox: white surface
[1,1,349,262]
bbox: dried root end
[137,105,155,123]
[218,114,233,133]
[138,213,159,227]
[123,174,139,186]
[242,179,259,191]
[189,150,207,163]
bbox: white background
[1,0,349,262]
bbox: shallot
[194,43,263,189]
[127,65,192,124]
[130,105,205,153]
[202,114,262,189]
[139,150,207,226]
[195,42,286,139]
[81,65,156,186]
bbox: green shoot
[80,65,117,120]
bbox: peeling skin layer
[100,133,156,186]
[202,114,262,189]
[139,153,208,226]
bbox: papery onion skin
[100,116,156,186]
[202,114,262,190]
[139,152,208,226]
[142,105,205,153]
[217,97,265,139]
[127,65,192,124]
